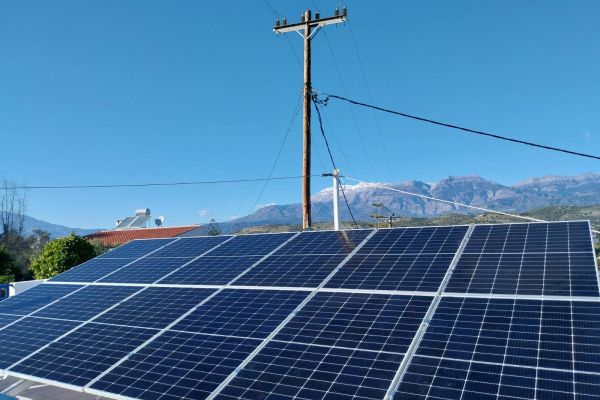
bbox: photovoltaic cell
[415,297,600,373]
[99,239,175,259]
[147,236,231,258]
[463,221,592,254]
[325,253,456,292]
[446,251,599,296]
[95,287,216,330]
[99,257,193,284]
[171,289,308,339]
[90,332,262,400]
[217,341,405,400]
[275,292,431,354]
[357,226,468,256]
[0,317,79,369]
[0,313,20,327]
[157,256,263,285]
[232,254,346,287]
[0,284,82,316]
[396,356,600,400]
[33,285,140,322]
[275,230,371,255]
[11,322,156,386]
[206,233,295,256]
[49,258,137,283]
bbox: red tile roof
[86,226,199,246]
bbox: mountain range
[20,215,100,238]
[223,173,600,231]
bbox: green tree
[207,219,221,236]
[87,238,115,256]
[30,233,96,279]
[0,245,17,283]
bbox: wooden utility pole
[274,7,347,230]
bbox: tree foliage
[0,178,27,253]
[30,233,96,279]
[207,219,222,236]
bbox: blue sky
[1,0,599,228]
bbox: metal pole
[302,9,312,230]
[333,169,340,231]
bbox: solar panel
[147,236,231,258]
[395,355,600,400]
[206,233,295,256]
[446,221,599,296]
[89,332,262,400]
[33,285,139,322]
[463,221,591,254]
[0,221,598,400]
[171,289,308,339]
[232,254,347,287]
[274,292,431,354]
[0,284,82,316]
[325,253,456,292]
[11,323,157,386]
[216,341,404,400]
[98,257,194,284]
[157,256,263,285]
[94,287,216,330]
[0,313,20,326]
[115,217,136,229]
[49,258,138,283]
[446,251,599,296]
[99,238,175,259]
[0,317,80,369]
[275,229,371,255]
[357,226,468,255]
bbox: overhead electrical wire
[312,94,359,228]
[248,90,303,214]
[315,92,600,161]
[344,177,600,234]
[3,175,320,191]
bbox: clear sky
[1,0,599,228]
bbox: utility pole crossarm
[273,14,347,34]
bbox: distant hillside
[21,215,100,238]
[223,173,600,230]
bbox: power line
[312,94,359,228]
[316,92,600,161]
[248,90,303,214]
[319,28,378,181]
[347,21,395,181]
[345,176,600,234]
[4,175,320,191]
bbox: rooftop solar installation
[274,292,431,354]
[11,323,157,387]
[0,221,598,400]
[94,287,216,330]
[146,236,231,258]
[206,232,295,256]
[49,258,138,283]
[98,257,194,284]
[157,256,263,285]
[274,229,371,255]
[33,285,139,322]
[325,253,457,292]
[99,238,175,258]
[171,289,308,339]
[357,226,469,255]
[216,341,404,400]
[89,332,262,400]
[232,254,347,287]
[0,283,82,316]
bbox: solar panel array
[0,221,598,400]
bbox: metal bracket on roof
[1,379,34,396]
